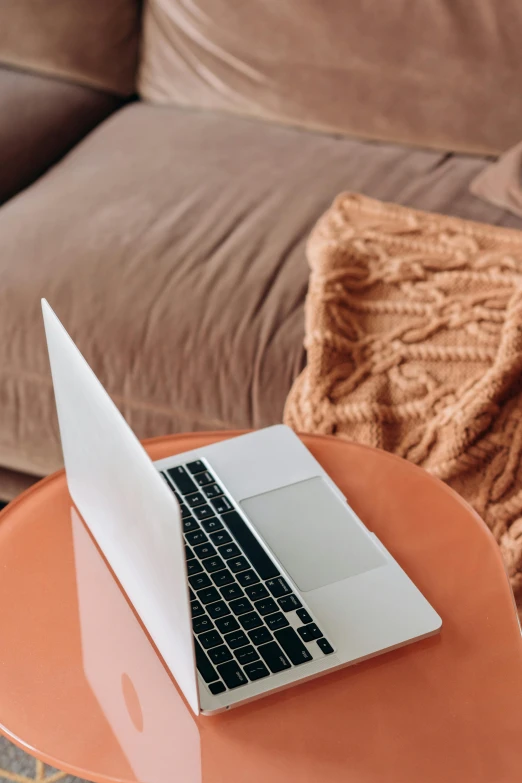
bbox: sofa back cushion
[138,0,522,155]
[0,0,140,96]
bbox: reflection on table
[72,507,202,783]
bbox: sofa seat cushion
[0,102,521,478]
[0,66,121,205]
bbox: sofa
[1,0,522,501]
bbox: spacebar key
[221,511,280,580]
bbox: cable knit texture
[284,193,522,617]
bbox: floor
[0,737,87,782]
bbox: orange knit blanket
[284,193,522,615]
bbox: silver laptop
[42,299,441,716]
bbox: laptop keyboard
[161,460,334,695]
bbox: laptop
[42,299,441,716]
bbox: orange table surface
[0,432,521,783]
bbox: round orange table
[0,432,521,783]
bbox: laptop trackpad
[240,477,386,593]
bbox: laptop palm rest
[240,477,386,593]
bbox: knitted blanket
[284,193,522,615]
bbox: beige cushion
[0,102,520,479]
[139,0,522,155]
[0,66,120,205]
[0,0,140,95]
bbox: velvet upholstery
[0,102,520,485]
[0,0,140,95]
[139,0,522,155]
[0,66,121,205]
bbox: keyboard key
[189,573,212,590]
[194,542,216,560]
[219,543,241,560]
[245,583,269,601]
[203,556,226,573]
[209,529,232,546]
[278,594,302,612]
[209,681,226,695]
[215,616,240,634]
[317,638,334,655]
[208,645,233,665]
[193,615,214,634]
[208,601,231,620]
[297,623,322,642]
[224,630,249,649]
[180,505,193,519]
[194,505,215,521]
[296,608,313,625]
[186,460,206,475]
[258,641,291,673]
[186,492,206,508]
[254,598,278,617]
[220,583,243,601]
[194,639,219,682]
[212,569,235,587]
[187,560,203,576]
[266,577,291,598]
[211,496,233,514]
[185,530,207,547]
[235,645,259,665]
[204,483,223,499]
[266,612,290,631]
[189,588,196,600]
[239,612,263,630]
[228,556,249,573]
[244,661,270,682]
[191,600,204,617]
[248,626,272,646]
[162,471,181,496]
[197,587,220,605]
[216,660,248,689]
[195,471,214,486]
[237,570,260,587]
[183,517,199,532]
[185,545,195,561]
[168,466,197,495]
[201,517,223,533]
[229,598,254,616]
[222,511,280,580]
[275,627,313,665]
[199,630,222,650]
